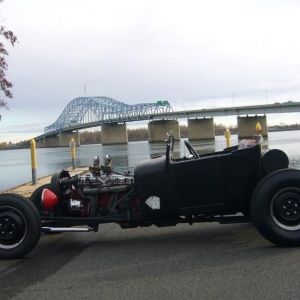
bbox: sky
[1,0,300,143]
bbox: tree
[0,0,18,111]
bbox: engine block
[79,173,134,189]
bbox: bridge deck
[35,101,300,140]
[150,102,300,120]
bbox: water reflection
[148,141,167,158]
[187,139,217,156]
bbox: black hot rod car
[1,132,300,259]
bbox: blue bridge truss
[44,96,173,135]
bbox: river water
[1,130,300,190]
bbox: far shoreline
[1,127,300,150]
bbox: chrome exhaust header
[42,227,93,233]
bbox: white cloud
[1,0,300,143]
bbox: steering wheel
[184,140,199,158]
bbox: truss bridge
[34,97,300,147]
[44,96,172,135]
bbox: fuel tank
[261,149,289,177]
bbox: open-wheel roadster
[1,132,300,259]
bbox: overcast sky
[1,0,300,143]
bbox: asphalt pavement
[1,221,300,300]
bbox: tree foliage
[0,0,18,110]
[127,127,148,141]
[0,141,7,148]
[80,130,102,144]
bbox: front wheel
[251,169,300,246]
[0,193,41,259]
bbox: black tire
[0,193,41,259]
[30,183,52,214]
[251,169,300,246]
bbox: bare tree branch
[0,0,18,111]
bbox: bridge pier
[148,120,180,142]
[188,118,215,140]
[237,115,268,138]
[37,136,60,147]
[35,138,45,148]
[101,123,128,145]
[59,131,80,147]
[35,132,80,147]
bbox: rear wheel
[251,169,300,246]
[0,193,41,259]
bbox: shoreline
[0,166,89,198]
[1,128,300,149]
